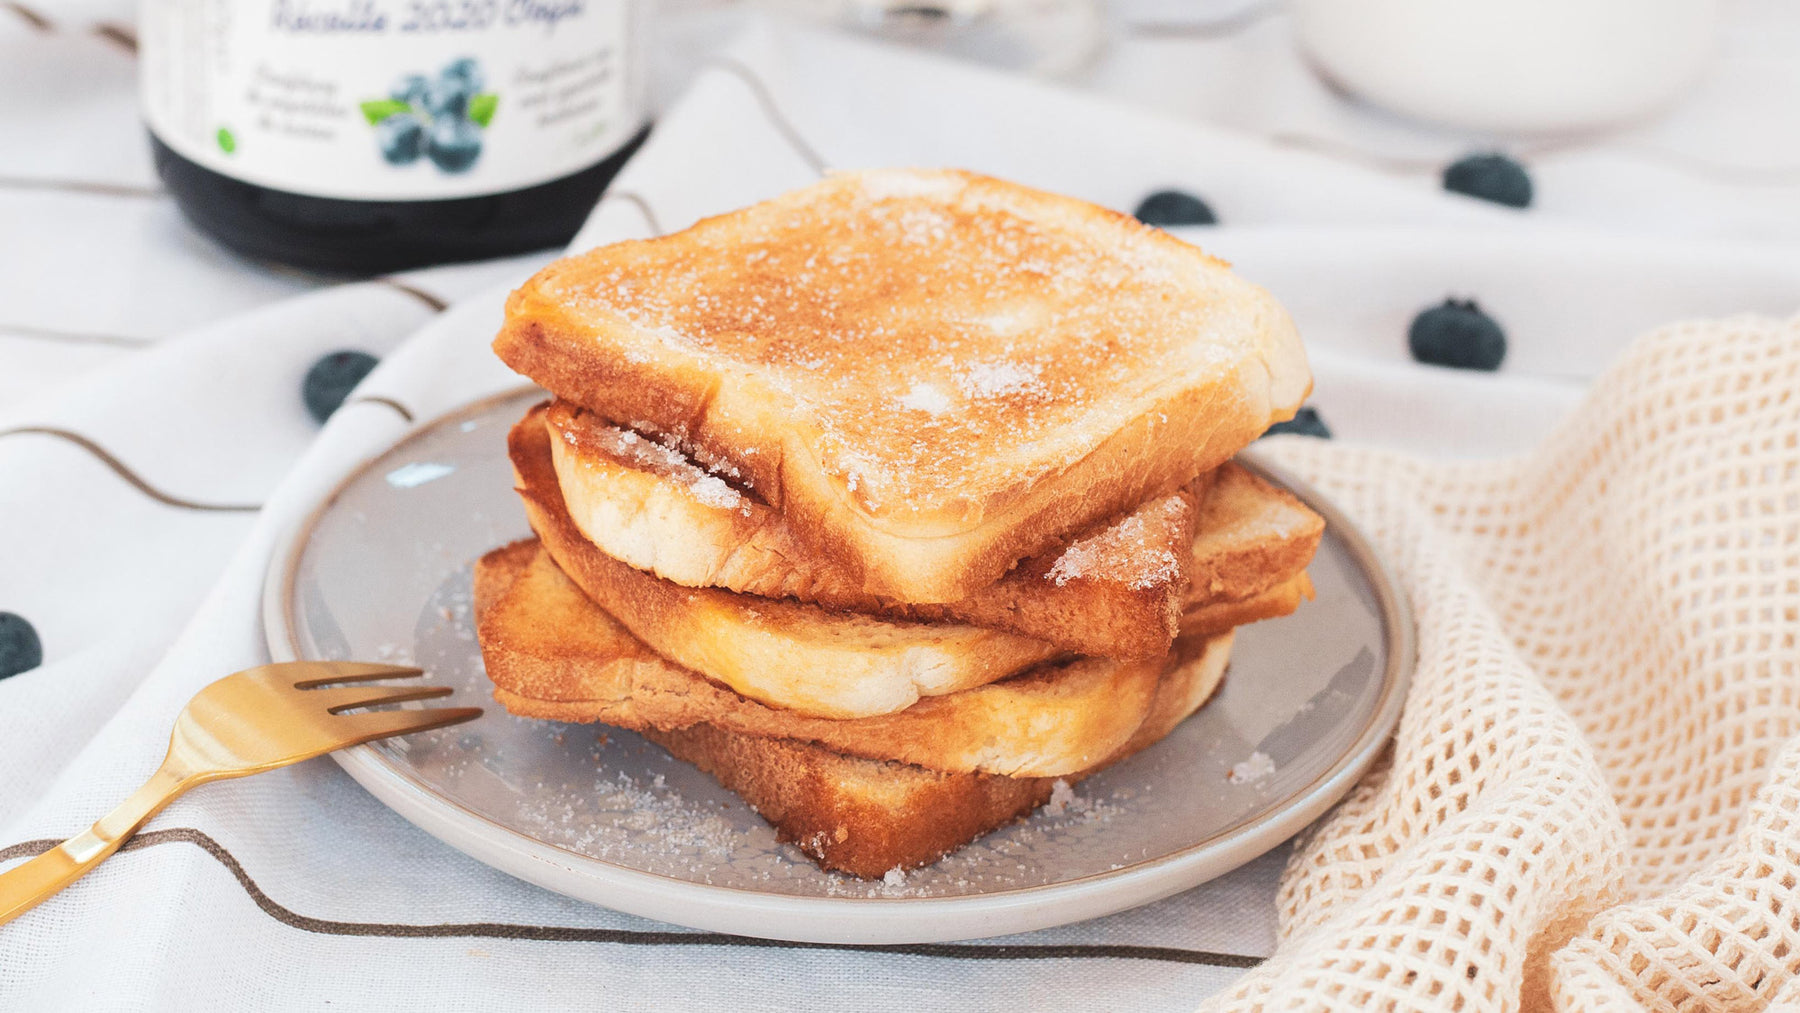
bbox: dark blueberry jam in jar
[140,0,650,274]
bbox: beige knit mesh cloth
[1202,315,1800,1012]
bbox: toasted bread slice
[541,400,1201,658]
[495,168,1310,602]
[476,538,1221,777]
[1183,572,1315,637]
[536,401,1322,657]
[1174,463,1323,638]
[641,725,1055,878]
[642,628,1231,878]
[1189,463,1326,604]
[511,413,1060,719]
[474,538,1234,876]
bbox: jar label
[140,0,643,201]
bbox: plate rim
[261,385,1415,944]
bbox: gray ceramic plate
[262,386,1412,944]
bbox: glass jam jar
[140,0,651,274]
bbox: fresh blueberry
[1262,406,1332,440]
[1442,153,1533,208]
[427,116,483,173]
[389,73,431,108]
[303,350,380,424]
[374,113,425,165]
[424,75,473,119]
[0,612,42,679]
[1133,189,1217,227]
[1409,299,1507,371]
[440,57,485,95]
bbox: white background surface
[0,2,1797,1008]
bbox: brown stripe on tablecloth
[0,427,261,513]
[1265,133,1445,175]
[1,324,150,348]
[91,21,136,51]
[344,395,416,423]
[595,190,665,237]
[1129,1,1280,38]
[705,58,829,176]
[0,176,165,199]
[0,828,1263,968]
[371,277,449,313]
[2,2,51,29]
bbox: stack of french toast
[474,169,1323,877]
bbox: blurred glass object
[757,0,1104,77]
[1292,0,1720,133]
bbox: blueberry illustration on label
[363,57,497,175]
[441,57,485,95]
[426,74,473,119]
[375,113,425,165]
[428,116,483,174]
[390,73,431,108]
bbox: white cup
[1292,0,1720,134]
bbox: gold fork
[0,661,480,927]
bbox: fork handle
[0,760,199,927]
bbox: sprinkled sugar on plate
[263,387,1411,944]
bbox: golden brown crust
[476,538,1214,777]
[513,412,1061,718]
[637,629,1233,879]
[1188,464,1326,605]
[542,400,1200,658]
[637,725,1058,879]
[1117,632,1236,757]
[493,169,1311,601]
[1181,572,1315,638]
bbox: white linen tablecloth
[2,11,1798,1012]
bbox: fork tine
[302,684,454,713]
[269,661,427,688]
[329,706,484,745]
